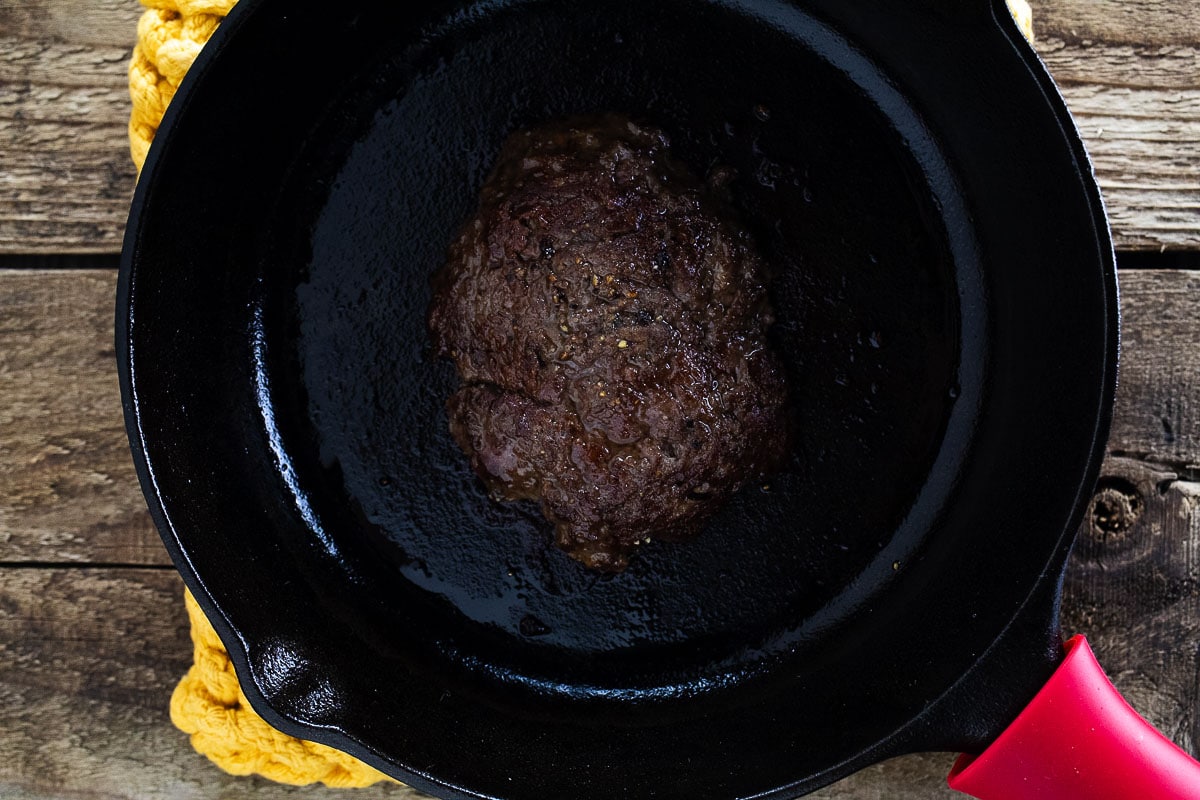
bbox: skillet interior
[268,0,966,684]
[119,0,1117,797]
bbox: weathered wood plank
[1032,4,1200,251]
[6,267,1195,564]
[0,0,149,47]
[813,756,959,799]
[0,565,958,799]
[1,0,1198,253]
[1062,456,1200,754]
[1109,270,1200,468]
[0,565,1004,799]
[0,0,141,254]
[1035,0,1200,46]
[1045,65,1200,250]
[2,487,1197,800]
[0,568,427,799]
[1037,38,1200,89]
[2,265,1198,797]
[0,269,166,564]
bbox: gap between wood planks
[1119,251,1200,270]
[0,561,176,570]
[1108,452,1200,484]
[0,254,122,269]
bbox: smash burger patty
[428,114,789,571]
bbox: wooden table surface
[2,1,1198,797]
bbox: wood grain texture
[1038,42,1200,251]
[1,1,1198,795]
[0,0,141,254]
[0,265,1197,796]
[1109,270,1200,468]
[0,470,1194,800]
[1063,456,1200,753]
[0,565,963,800]
[812,756,959,799]
[0,0,1197,252]
[1033,1,1200,251]
[0,568,427,800]
[0,269,166,564]
[0,534,1194,800]
[1034,0,1200,46]
[6,268,1196,564]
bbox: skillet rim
[116,0,1120,796]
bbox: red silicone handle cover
[947,635,1200,799]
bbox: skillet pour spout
[115,0,1179,796]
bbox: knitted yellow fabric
[131,0,1032,788]
[128,0,233,171]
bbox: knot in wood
[1088,478,1143,540]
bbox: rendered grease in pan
[428,114,790,572]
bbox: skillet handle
[946,635,1200,799]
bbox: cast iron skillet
[119,0,1125,797]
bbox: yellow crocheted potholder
[128,0,232,171]
[130,0,1033,788]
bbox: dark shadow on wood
[0,254,123,269]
